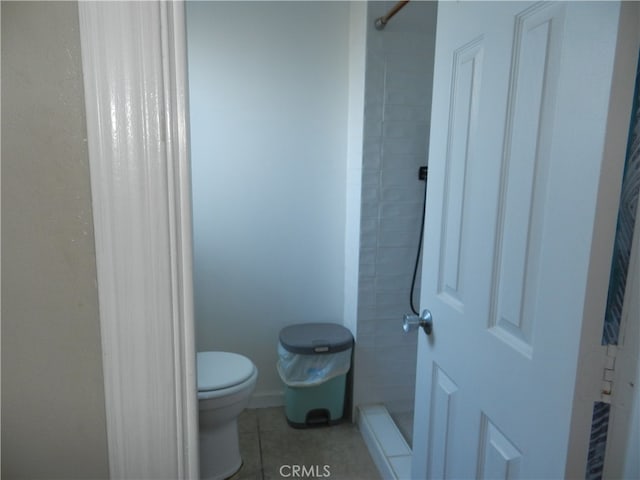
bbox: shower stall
[353,0,437,472]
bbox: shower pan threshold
[358,404,412,480]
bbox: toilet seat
[197,351,256,392]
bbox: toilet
[197,351,258,480]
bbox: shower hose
[410,169,428,316]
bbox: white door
[412,2,637,478]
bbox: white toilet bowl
[197,351,258,480]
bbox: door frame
[78,1,198,477]
[566,2,639,474]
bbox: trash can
[277,323,353,428]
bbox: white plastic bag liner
[277,342,352,387]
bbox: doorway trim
[78,1,198,477]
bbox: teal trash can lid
[279,323,353,354]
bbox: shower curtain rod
[374,1,409,30]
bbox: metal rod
[374,1,409,30]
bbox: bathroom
[4,1,640,479]
[187,0,436,477]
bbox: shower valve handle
[403,309,433,335]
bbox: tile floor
[230,407,381,480]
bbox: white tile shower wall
[354,1,437,436]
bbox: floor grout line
[257,412,265,480]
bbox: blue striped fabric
[602,50,640,345]
[586,402,611,480]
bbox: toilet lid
[197,351,255,392]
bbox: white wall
[187,1,352,404]
[1,2,109,477]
